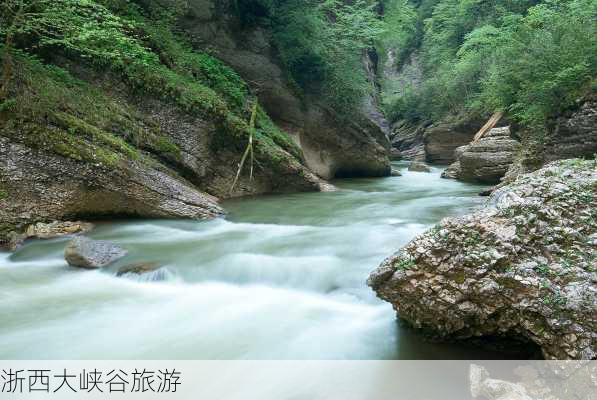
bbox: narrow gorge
[0,0,595,364]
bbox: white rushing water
[0,163,497,360]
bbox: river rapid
[0,162,503,360]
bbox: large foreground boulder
[369,160,597,359]
[65,237,127,269]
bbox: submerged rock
[117,262,170,282]
[369,159,597,359]
[391,168,403,177]
[117,262,161,277]
[65,237,127,269]
[408,161,432,173]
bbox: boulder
[369,160,597,359]
[408,161,431,173]
[442,127,520,184]
[458,127,521,183]
[0,136,225,250]
[65,237,127,269]
[391,168,403,177]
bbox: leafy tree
[252,0,385,115]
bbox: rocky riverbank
[369,159,596,359]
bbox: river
[0,162,507,360]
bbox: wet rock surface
[117,262,163,277]
[65,237,127,269]
[369,160,597,359]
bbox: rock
[408,161,432,173]
[391,168,402,177]
[369,159,597,359]
[456,127,521,183]
[424,116,483,164]
[544,97,597,162]
[441,161,461,179]
[470,363,597,400]
[389,121,426,161]
[117,262,161,277]
[65,237,127,269]
[4,221,95,251]
[0,136,225,250]
[470,365,533,400]
[389,148,402,160]
[25,221,94,239]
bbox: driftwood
[472,111,504,142]
[230,101,258,194]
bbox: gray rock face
[443,127,520,184]
[408,161,431,172]
[65,237,127,269]
[545,98,597,162]
[389,121,426,161]
[369,160,597,359]
[0,137,225,248]
[424,116,483,164]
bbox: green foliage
[0,0,304,178]
[251,0,385,115]
[396,258,416,270]
[382,0,595,133]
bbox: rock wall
[369,159,597,359]
[181,0,391,179]
[424,116,483,164]
[0,137,224,248]
[544,98,597,162]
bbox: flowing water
[0,163,503,360]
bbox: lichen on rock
[369,159,597,359]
